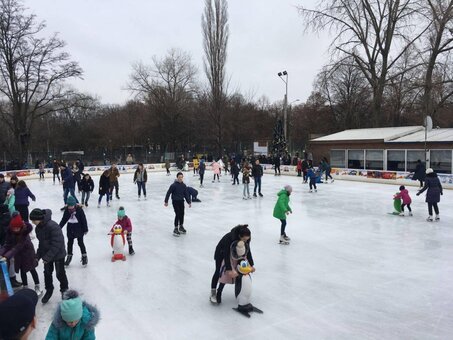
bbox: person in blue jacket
[60,163,78,207]
[307,167,318,193]
[164,172,191,237]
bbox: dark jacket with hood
[417,172,443,203]
[14,186,36,206]
[251,163,263,178]
[98,173,110,195]
[80,176,95,192]
[214,225,254,271]
[164,181,191,203]
[59,206,88,239]
[0,222,37,273]
[413,162,426,181]
[0,179,10,202]
[46,290,100,340]
[35,209,66,262]
[62,167,75,189]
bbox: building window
[387,150,405,171]
[330,150,346,168]
[365,150,383,170]
[348,150,364,169]
[407,150,425,172]
[430,150,452,174]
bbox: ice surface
[20,171,452,339]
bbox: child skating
[111,207,135,255]
[307,167,317,192]
[394,185,412,216]
[164,172,191,236]
[79,173,94,207]
[273,185,292,244]
[242,162,252,199]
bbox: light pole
[287,99,300,153]
[277,71,288,139]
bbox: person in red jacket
[110,207,135,255]
[394,185,412,217]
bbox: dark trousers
[53,173,60,182]
[274,165,281,175]
[297,169,302,176]
[211,256,223,289]
[200,173,204,185]
[63,187,77,204]
[233,174,239,184]
[309,180,317,190]
[280,219,287,235]
[67,236,87,255]
[166,168,170,175]
[109,181,119,198]
[253,176,262,194]
[172,200,185,227]
[20,268,39,286]
[401,204,412,212]
[15,204,29,221]
[419,180,424,187]
[137,182,146,197]
[325,169,333,181]
[39,172,44,179]
[213,174,219,181]
[428,203,439,215]
[43,258,68,292]
[98,193,110,204]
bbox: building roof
[387,128,453,143]
[311,126,424,142]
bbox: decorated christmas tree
[271,119,287,156]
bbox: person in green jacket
[273,185,292,244]
[4,188,16,214]
[46,290,100,340]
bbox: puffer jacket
[273,189,292,220]
[35,209,66,262]
[0,222,37,273]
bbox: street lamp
[277,71,288,139]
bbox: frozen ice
[19,171,453,339]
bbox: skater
[322,157,334,182]
[61,163,78,206]
[52,159,61,184]
[199,159,206,187]
[413,160,426,187]
[0,213,42,295]
[212,160,221,183]
[111,207,135,255]
[0,173,10,203]
[187,186,201,202]
[59,196,89,267]
[4,188,16,214]
[193,157,199,175]
[302,158,309,183]
[98,170,111,208]
[242,162,252,199]
[307,167,317,192]
[296,158,302,177]
[394,185,412,216]
[133,163,147,200]
[14,180,36,222]
[231,160,240,185]
[273,154,281,176]
[252,159,263,197]
[45,290,100,339]
[164,172,191,237]
[38,162,45,180]
[109,163,120,200]
[30,208,68,304]
[80,173,94,207]
[210,225,254,304]
[0,288,39,340]
[273,185,293,244]
[9,175,18,189]
[416,168,443,222]
[165,159,171,176]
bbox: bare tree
[202,0,229,156]
[299,0,427,127]
[0,0,82,159]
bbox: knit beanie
[10,213,24,230]
[284,185,293,193]
[30,208,45,221]
[425,168,434,174]
[7,188,14,196]
[117,207,126,217]
[66,196,77,206]
[60,291,83,322]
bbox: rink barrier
[2,163,452,189]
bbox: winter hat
[0,288,38,338]
[117,207,126,217]
[60,290,83,322]
[66,196,77,206]
[284,185,293,193]
[30,208,45,221]
[10,213,24,230]
[425,168,434,174]
[236,241,246,257]
[7,188,14,195]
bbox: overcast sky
[24,0,331,105]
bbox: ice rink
[20,170,452,339]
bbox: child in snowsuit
[59,196,88,267]
[0,213,41,295]
[111,207,135,255]
[273,185,293,244]
[45,290,100,340]
[79,173,94,207]
[394,185,412,216]
[307,168,317,192]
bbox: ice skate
[179,225,187,234]
[107,202,110,207]
[129,246,135,255]
[409,212,413,216]
[173,227,181,237]
[64,254,73,267]
[144,196,147,200]
[10,277,22,288]
[138,196,141,201]
[427,215,433,222]
[283,234,291,241]
[253,193,257,198]
[435,215,440,221]
[210,289,218,304]
[315,189,317,192]
[279,235,290,245]
[243,196,247,200]
[34,284,43,296]
[81,254,88,267]
[399,212,405,216]
[97,204,100,208]
[309,189,313,193]
[41,289,53,304]
[259,193,263,197]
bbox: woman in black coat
[98,170,111,207]
[210,225,254,304]
[416,168,443,221]
[412,160,426,187]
